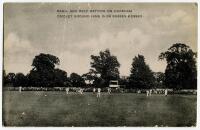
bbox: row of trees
[3,43,197,89]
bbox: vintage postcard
[2,3,197,127]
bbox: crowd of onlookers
[4,86,197,95]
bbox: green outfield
[3,91,197,127]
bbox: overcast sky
[4,3,197,76]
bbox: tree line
[3,43,197,90]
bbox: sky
[4,3,197,76]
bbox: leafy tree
[54,69,71,87]
[27,70,43,87]
[28,53,69,87]
[82,71,95,85]
[93,77,105,88]
[82,69,101,87]
[5,73,15,86]
[159,43,197,89]
[32,53,60,71]
[90,49,120,87]
[154,72,165,88]
[70,73,86,87]
[13,73,28,87]
[118,77,129,89]
[28,66,55,87]
[129,55,155,89]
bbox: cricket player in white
[165,89,168,96]
[149,89,152,96]
[93,88,96,94]
[66,87,69,94]
[79,88,83,95]
[146,90,149,96]
[19,86,22,93]
[97,88,101,98]
[107,88,111,94]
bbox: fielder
[93,88,96,94]
[146,90,149,97]
[97,88,101,98]
[149,89,152,96]
[80,88,83,95]
[107,87,111,94]
[66,87,69,94]
[19,86,22,93]
[165,89,168,96]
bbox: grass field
[3,91,197,127]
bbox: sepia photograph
[2,2,197,127]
